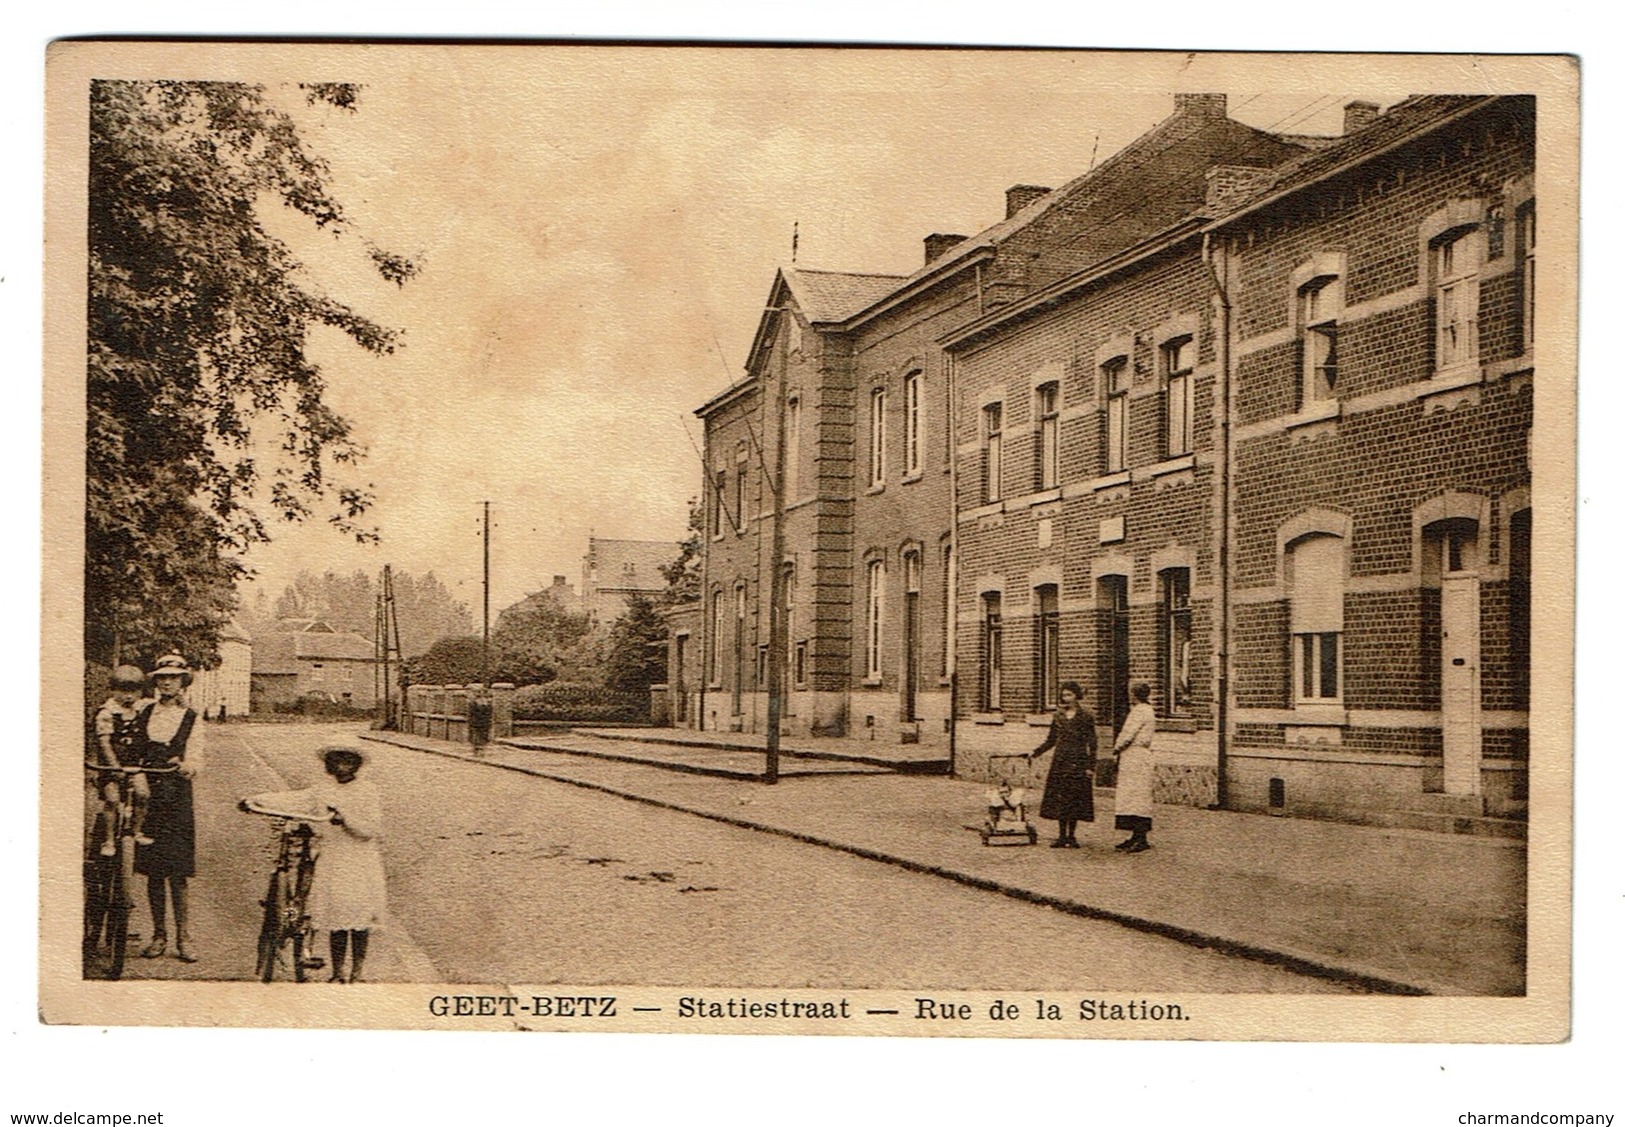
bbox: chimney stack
[552,575,567,588]
[1004,184,1052,219]
[924,233,968,265]
[1343,101,1380,135]
[1174,93,1227,118]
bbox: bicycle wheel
[83,856,110,974]
[292,929,310,983]
[256,870,284,983]
[106,854,129,981]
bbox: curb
[363,731,1437,997]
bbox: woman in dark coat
[1028,681,1097,848]
[133,654,204,963]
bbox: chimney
[1174,93,1227,118]
[924,233,968,265]
[1004,184,1052,219]
[1204,165,1275,212]
[552,575,567,588]
[1343,100,1380,135]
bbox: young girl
[243,745,386,983]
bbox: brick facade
[675,94,1537,826]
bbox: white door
[1440,573,1482,795]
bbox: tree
[602,594,667,694]
[404,635,485,686]
[490,592,598,686]
[247,567,474,654]
[659,497,704,606]
[87,79,415,666]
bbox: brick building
[673,92,1538,827]
[684,94,1315,750]
[944,94,1534,822]
[1213,96,1535,820]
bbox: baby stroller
[980,753,1040,846]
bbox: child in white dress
[242,745,386,983]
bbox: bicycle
[239,798,328,983]
[83,761,177,980]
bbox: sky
[228,47,1417,620]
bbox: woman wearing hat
[134,654,205,962]
[241,745,387,983]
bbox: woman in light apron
[1111,682,1156,853]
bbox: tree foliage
[249,567,473,657]
[602,593,668,694]
[490,592,599,686]
[658,497,704,606]
[86,79,415,665]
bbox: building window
[1036,382,1060,490]
[982,402,1004,503]
[710,469,727,538]
[707,590,722,683]
[1104,357,1129,473]
[734,446,749,534]
[783,397,801,504]
[1036,584,1060,711]
[1517,202,1536,352]
[1160,568,1192,715]
[865,558,885,681]
[1162,336,1194,457]
[794,641,808,689]
[781,561,796,678]
[1299,275,1341,406]
[1287,534,1344,703]
[903,370,922,477]
[756,644,769,688]
[981,593,1003,711]
[869,386,887,487]
[941,543,956,678]
[1434,229,1481,371]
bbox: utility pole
[763,338,790,785]
[482,500,491,689]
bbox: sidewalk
[363,727,1527,997]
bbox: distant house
[191,620,252,717]
[580,537,674,622]
[250,619,377,711]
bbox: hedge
[511,682,648,724]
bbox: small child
[91,665,152,856]
[242,745,387,983]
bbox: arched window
[1036,382,1060,490]
[1287,535,1344,703]
[1035,584,1060,710]
[981,593,1003,711]
[865,557,886,681]
[1159,568,1192,714]
[903,370,923,477]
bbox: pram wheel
[1026,827,1037,845]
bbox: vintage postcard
[41,42,1578,1041]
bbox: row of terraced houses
[664,93,1536,828]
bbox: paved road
[113,722,1348,992]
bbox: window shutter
[1289,535,1345,633]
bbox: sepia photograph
[36,38,1581,1060]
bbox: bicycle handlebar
[84,761,180,773]
[240,800,332,823]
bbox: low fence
[402,683,515,745]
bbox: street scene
[107,721,1373,992]
[46,45,1571,1040]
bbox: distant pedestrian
[1028,682,1097,848]
[1112,682,1156,853]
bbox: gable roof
[781,268,909,324]
[251,629,375,673]
[1207,96,1503,225]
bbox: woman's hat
[317,745,367,767]
[147,653,193,687]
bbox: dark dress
[133,703,197,879]
[1034,707,1098,822]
